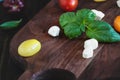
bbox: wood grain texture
[9,0,120,80]
[79,43,120,80]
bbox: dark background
[0,0,50,80]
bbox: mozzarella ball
[82,48,94,58]
[48,26,60,37]
[84,38,98,50]
[91,9,105,20]
[117,0,120,8]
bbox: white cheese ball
[82,48,94,58]
[82,38,98,59]
[84,38,98,50]
[91,9,105,20]
[48,26,60,37]
[117,0,120,8]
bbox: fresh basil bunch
[59,9,120,42]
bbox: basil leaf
[80,23,86,32]
[59,12,77,29]
[0,19,22,29]
[64,23,82,39]
[86,20,120,42]
[76,9,96,25]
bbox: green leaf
[86,20,120,42]
[64,23,82,39]
[59,12,77,29]
[59,10,87,39]
[59,8,120,42]
[0,19,22,29]
[80,23,86,32]
[76,9,96,25]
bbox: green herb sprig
[0,19,22,29]
[59,9,120,42]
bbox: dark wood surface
[0,0,50,80]
[9,0,120,80]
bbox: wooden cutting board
[9,0,120,80]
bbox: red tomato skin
[59,0,78,11]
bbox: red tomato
[59,0,78,11]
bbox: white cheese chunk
[117,0,120,8]
[82,48,93,58]
[48,26,60,37]
[82,38,98,59]
[91,9,105,20]
[84,38,98,50]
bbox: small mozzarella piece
[91,9,105,20]
[94,0,106,2]
[48,26,60,37]
[82,38,98,59]
[84,38,98,50]
[82,48,94,58]
[117,0,120,8]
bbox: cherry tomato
[59,0,78,11]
